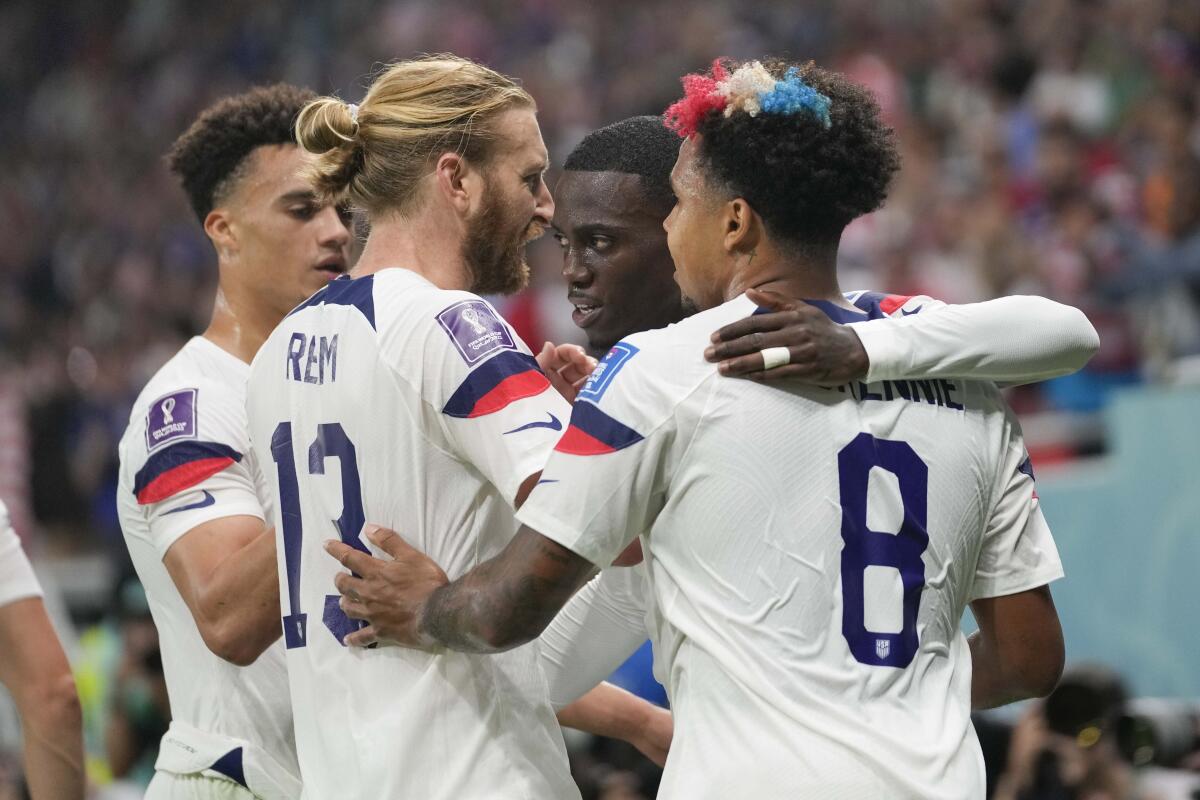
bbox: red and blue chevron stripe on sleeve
[133,441,242,505]
[442,351,551,419]
[851,292,916,317]
[554,400,644,456]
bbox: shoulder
[843,290,945,319]
[121,340,251,477]
[573,297,753,430]
[603,295,754,388]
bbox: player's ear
[723,197,760,256]
[434,152,473,215]
[204,208,238,261]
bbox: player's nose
[562,250,590,285]
[317,205,352,249]
[533,178,554,227]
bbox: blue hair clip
[758,67,832,128]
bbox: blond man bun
[295,54,533,217]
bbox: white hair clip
[347,103,360,124]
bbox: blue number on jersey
[271,421,369,648]
[838,433,929,668]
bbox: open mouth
[570,299,603,328]
[314,255,347,279]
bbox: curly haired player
[350,58,1069,800]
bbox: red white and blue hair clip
[665,59,833,137]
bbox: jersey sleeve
[385,293,571,505]
[538,565,650,709]
[849,294,1099,385]
[516,338,705,567]
[970,418,1065,601]
[122,382,264,559]
[0,502,42,608]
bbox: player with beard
[244,55,668,799]
[328,60,1070,799]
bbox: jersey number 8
[838,433,929,669]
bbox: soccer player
[533,116,1099,706]
[0,499,84,799]
[120,80,665,799]
[342,114,1096,711]
[116,84,353,797]
[243,55,642,799]
[346,60,1067,799]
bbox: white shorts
[145,771,257,800]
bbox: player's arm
[557,683,672,767]
[0,599,85,800]
[968,585,1064,709]
[0,513,85,799]
[163,517,280,666]
[547,571,671,765]
[129,384,281,666]
[706,287,1099,385]
[540,568,650,708]
[968,418,1066,709]
[331,525,595,653]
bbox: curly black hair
[166,83,315,222]
[563,116,679,212]
[686,59,900,246]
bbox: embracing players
[346,59,1069,799]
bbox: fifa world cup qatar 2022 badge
[145,388,198,451]
[436,300,517,365]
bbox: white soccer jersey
[245,268,578,800]
[116,336,299,798]
[517,292,1064,800]
[0,500,42,609]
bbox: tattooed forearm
[419,526,596,653]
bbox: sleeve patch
[555,401,644,455]
[442,351,550,418]
[577,342,639,404]
[133,441,242,505]
[436,299,517,365]
[145,388,198,451]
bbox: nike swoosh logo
[164,490,215,514]
[900,306,923,316]
[536,479,559,485]
[503,413,562,435]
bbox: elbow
[201,619,272,667]
[1009,634,1066,701]
[1025,641,1066,699]
[1051,301,1101,370]
[1071,307,1102,367]
[476,618,541,653]
[470,602,551,653]
[22,669,83,736]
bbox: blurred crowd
[1,0,1200,796]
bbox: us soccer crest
[876,639,891,659]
